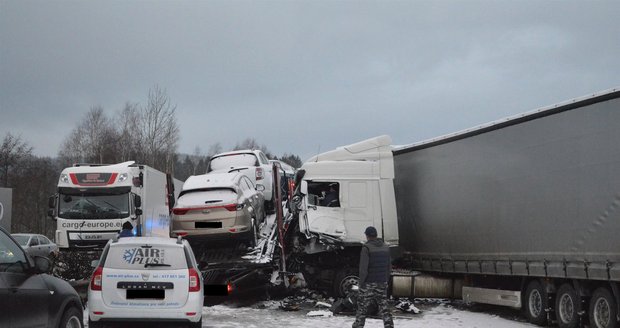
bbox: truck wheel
[589,287,619,328]
[523,280,548,326]
[333,268,359,298]
[556,283,581,328]
[59,306,83,328]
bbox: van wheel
[556,283,581,328]
[59,306,83,328]
[333,268,359,298]
[523,280,548,326]
[589,287,619,328]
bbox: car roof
[181,171,244,192]
[212,149,259,157]
[11,233,41,237]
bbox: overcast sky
[1,0,619,161]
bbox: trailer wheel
[333,268,359,298]
[589,287,619,328]
[524,280,548,326]
[556,283,581,328]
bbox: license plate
[126,289,165,299]
[117,282,174,290]
[68,232,117,240]
[195,221,222,228]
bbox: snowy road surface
[199,300,536,328]
[85,299,537,327]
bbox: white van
[88,236,203,327]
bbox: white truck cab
[297,135,399,252]
[48,162,183,249]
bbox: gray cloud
[1,0,619,161]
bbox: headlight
[60,174,69,183]
[118,173,128,182]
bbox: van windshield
[58,193,130,220]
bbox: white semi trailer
[48,161,183,249]
[289,88,620,328]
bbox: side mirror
[32,256,52,274]
[47,209,56,219]
[256,184,266,192]
[300,180,308,195]
[48,195,56,209]
[134,195,142,208]
[135,208,143,216]
[90,260,99,268]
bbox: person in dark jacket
[320,183,339,207]
[352,226,394,328]
[118,221,134,238]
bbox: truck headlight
[60,174,69,183]
[118,173,128,182]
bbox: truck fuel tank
[391,272,462,299]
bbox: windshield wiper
[144,263,171,268]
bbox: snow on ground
[85,299,537,327]
[198,300,537,328]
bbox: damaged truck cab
[291,135,399,296]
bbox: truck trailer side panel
[393,91,620,281]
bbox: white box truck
[48,161,183,249]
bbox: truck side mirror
[300,181,308,195]
[135,209,143,216]
[134,195,142,208]
[47,209,56,219]
[48,195,56,209]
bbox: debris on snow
[315,301,332,308]
[395,299,421,314]
[307,310,333,317]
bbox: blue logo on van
[122,248,166,265]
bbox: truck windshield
[58,193,130,220]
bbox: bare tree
[140,85,180,172]
[58,106,117,165]
[0,133,33,187]
[207,142,223,157]
[116,102,142,162]
[11,155,58,234]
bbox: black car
[0,227,83,328]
